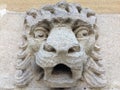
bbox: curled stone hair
[25,1,96,27]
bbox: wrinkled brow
[31,20,52,32]
[72,19,92,31]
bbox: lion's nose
[68,45,80,53]
[43,43,80,54]
[43,43,56,53]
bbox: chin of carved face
[34,25,91,88]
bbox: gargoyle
[15,1,106,90]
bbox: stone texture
[15,2,106,90]
[97,14,120,90]
[0,12,25,89]
[0,12,120,90]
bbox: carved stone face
[23,19,98,88]
[16,2,106,89]
[31,20,92,87]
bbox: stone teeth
[35,71,44,81]
[72,69,82,80]
[44,68,52,80]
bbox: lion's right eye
[34,29,48,39]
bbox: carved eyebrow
[72,19,92,31]
[34,27,48,32]
[34,20,52,31]
[30,22,51,35]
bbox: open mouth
[42,64,78,88]
[35,61,82,88]
[51,64,72,80]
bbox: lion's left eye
[74,27,89,38]
[76,30,88,38]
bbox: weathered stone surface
[0,12,24,90]
[15,2,106,89]
[14,2,106,90]
[0,10,120,90]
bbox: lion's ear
[83,58,107,87]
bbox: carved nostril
[43,43,56,53]
[68,45,80,53]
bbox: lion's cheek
[28,39,42,53]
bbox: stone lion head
[15,1,106,89]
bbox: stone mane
[25,1,96,27]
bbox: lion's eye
[74,27,89,38]
[76,30,88,38]
[34,30,47,38]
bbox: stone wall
[0,12,120,90]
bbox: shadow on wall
[0,4,7,18]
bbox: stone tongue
[51,71,72,81]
